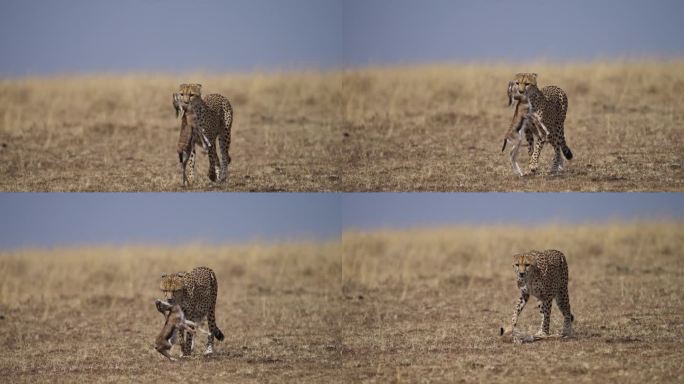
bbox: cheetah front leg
[528,138,546,174]
[177,328,187,357]
[536,298,553,337]
[181,328,195,357]
[511,291,529,328]
[185,148,196,184]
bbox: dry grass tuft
[341,222,684,382]
[0,241,342,383]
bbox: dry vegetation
[340,60,684,191]
[0,72,342,191]
[0,242,342,383]
[341,223,684,382]
[1,223,682,382]
[1,61,682,191]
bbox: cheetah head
[160,272,185,301]
[512,253,537,280]
[512,73,537,99]
[178,83,202,106]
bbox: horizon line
[2,56,683,80]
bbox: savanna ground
[1,61,682,191]
[340,60,684,191]
[341,223,684,382]
[0,72,342,191]
[0,242,342,383]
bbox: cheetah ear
[161,273,167,278]
[531,73,538,81]
[177,272,185,277]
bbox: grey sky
[1,194,681,250]
[0,0,342,76]
[1,1,683,77]
[341,193,684,231]
[342,0,684,67]
[0,193,341,249]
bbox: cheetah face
[160,272,185,301]
[513,253,536,280]
[178,83,202,105]
[513,73,537,98]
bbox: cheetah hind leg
[556,292,574,337]
[207,145,219,182]
[550,145,564,174]
[218,133,231,183]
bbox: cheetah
[501,80,548,176]
[173,83,233,186]
[507,249,574,337]
[160,267,225,356]
[510,73,573,174]
[154,299,197,361]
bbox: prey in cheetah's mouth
[173,93,186,119]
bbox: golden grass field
[0,72,342,191]
[1,61,682,191]
[340,60,684,191]
[1,223,682,382]
[341,223,684,382]
[0,242,342,383]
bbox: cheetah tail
[562,143,573,160]
[213,328,225,341]
[501,138,508,153]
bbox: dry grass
[340,60,684,191]
[2,61,682,191]
[2,224,682,382]
[0,241,342,383]
[0,72,342,191]
[341,222,684,382]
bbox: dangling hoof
[203,345,214,356]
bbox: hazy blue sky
[341,193,684,231]
[0,194,341,249]
[1,1,682,76]
[1,193,681,249]
[342,0,684,66]
[0,0,342,76]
